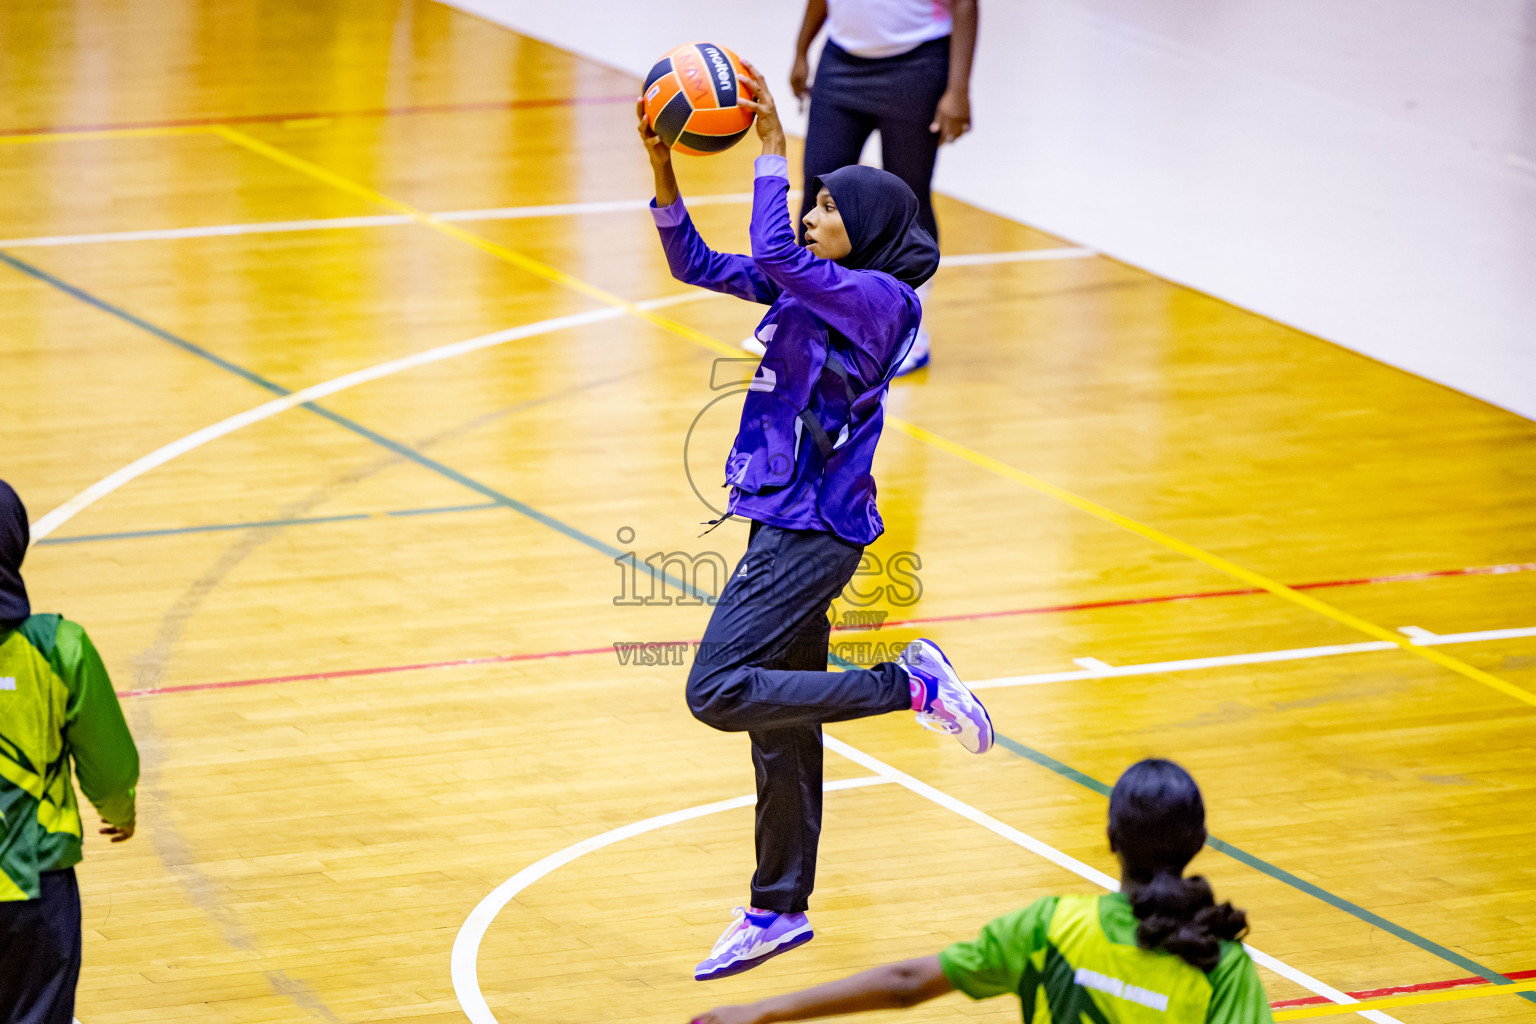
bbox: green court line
[987,732,1517,988]
[0,248,707,602]
[39,513,371,544]
[36,502,503,545]
[385,501,500,517]
[6,246,1521,998]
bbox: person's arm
[789,0,829,104]
[931,0,978,144]
[737,67,908,348]
[1207,946,1275,1024]
[638,98,780,304]
[55,620,138,839]
[691,956,953,1024]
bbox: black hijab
[814,165,940,290]
[0,480,31,630]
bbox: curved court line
[9,255,1508,1007]
[14,117,1519,706]
[210,124,1536,709]
[22,291,708,541]
[452,740,1399,1024]
[451,775,893,1024]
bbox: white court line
[966,626,1536,691]
[450,775,893,1024]
[433,191,763,222]
[0,191,778,249]
[1412,624,1536,645]
[25,217,1101,541]
[450,739,1398,1024]
[0,192,1099,270]
[0,214,412,248]
[941,246,1098,265]
[28,291,713,541]
[972,641,1396,689]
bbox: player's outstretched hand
[690,1006,763,1024]
[736,62,786,157]
[100,818,135,843]
[636,96,671,166]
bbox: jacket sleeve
[56,621,138,826]
[938,896,1059,1000]
[651,197,780,304]
[747,156,912,361]
[1205,945,1275,1023]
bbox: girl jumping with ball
[639,66,994,981]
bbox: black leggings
[686,523,909,913]
[801,37,950,244]
[0,868,81,1024]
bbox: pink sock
[905,665,928,711]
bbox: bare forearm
[948,0,978,94]
[652,158,680,207]
[752,958,952,1022]
[795,0,828,59]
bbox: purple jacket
[651,155,920,546]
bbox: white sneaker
[896,279,934,376]
[895,327,930,375]
[694,907,813,980]
[900,638,993,753]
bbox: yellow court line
[0,125,215,146]
[209,125,740,359]
[1274,980,1536,1019]
[890,421,1536,707]
[210,124,1536,709]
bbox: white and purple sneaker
[901,638,994,754]
[694,907,813,981]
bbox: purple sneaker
[901,638,994,754]
[694,907,813,981]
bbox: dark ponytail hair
[1108,759,1248,972]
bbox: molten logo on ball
[642,42,756,157]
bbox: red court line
[842,561,1536,632]
[117,559,1536,698]
[118,645,616,698]
[0,95,636,138]
[1269,967,1536,1008]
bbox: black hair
[0,480,30,631]
[1108,759,1248,972]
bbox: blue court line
[987,732,1519,988]
[0,248,707,602]
[386,501,500,517]
[6,248,1520,996]
[36,502,502,545]
[40,513,370,544]
[829,654,1521,988]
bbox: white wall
[446,0,1536,420]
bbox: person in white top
[741,0,978,374]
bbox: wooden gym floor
[3,1,1535,1022]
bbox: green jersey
[0,614,138,901]
[939,892,1273,1023]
